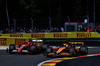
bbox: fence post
[49,17,51,29]
[93,0,95,26]
[6,0,10,27]
[65,23,66,32]
[13,19,16,32]
[67,16,70,32]
[86,15,89,27]
[30,18,33,32]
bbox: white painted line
[0,46,9,50]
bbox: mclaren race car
[6,39,43,54]
[43,42,88,57]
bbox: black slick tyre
[9,44,15,54]
[42,44,49,52]
[69,47,76,56]
[80,46,88,55]
[45,47,52,57]
[30,45,37,54]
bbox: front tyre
[42,44,49,52]
[45,47,52,57]
[9,44,15,54]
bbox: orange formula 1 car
[43,42,88,57]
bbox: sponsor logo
[10,34,23,37]
[0,38,7,45]
[77,33,91,37]
[31,34,45,38]
[54,33,68,38]
[15,39,25,45]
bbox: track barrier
[0,32,100,46]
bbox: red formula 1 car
[6,40,43,54]
[43,42,88,57]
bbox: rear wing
[43,40,84,46]
[32,40,43,43]
[44,40,67,43]
[43,40,67,46]
[69,42,84,45]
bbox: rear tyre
[42,44,49,52]
[30,45,37,54]
[9,44,15,54]
[79,46,88,55]
[69,47,76,56]
[46,47,51,53]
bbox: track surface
[56,56,100,66]
[0,48,100,66]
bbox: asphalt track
[0,48,100,66]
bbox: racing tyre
[45,47,52,57]
[30,45,37,54]
[69,47,76,56]
[79,46,88,55]
[9,44,15,54]
[71,45,75,48]
[46,47,52,53]
[42,44,49,52]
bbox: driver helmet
[63,43,68,48]
[33,43,38,46]
[33,43,37,45]
[24,41,28,44]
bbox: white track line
[0,46,8,50]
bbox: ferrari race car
[6,39,43,54]
[43,42,88,57]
